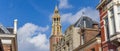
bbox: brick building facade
[73,16,101,51]
[0,19,18,51]
[97,0,120,51]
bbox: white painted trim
[100,20,103,23]
[0,34,15,38]
[1,39,12,44]
[100,25,104,28]
[102,15,108,41]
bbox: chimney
[92,23,99,29]
[14,19,17,34]
[83,20,86,28]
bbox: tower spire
[54,5,59,14]
[55,5,58,11]
[53,5,60,18]
[51,5,61,35]
[50,5,63,51]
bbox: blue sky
[0,0,99,51]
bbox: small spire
[55,5,58,11]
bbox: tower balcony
[110,33,120,46]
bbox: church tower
[50,6,63,51]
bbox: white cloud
[29,34,49,49]
[18,23,49,51]
[58,0,72,9]
[61,7,100,24]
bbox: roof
[0,24,13,34]
[74,16,99,28]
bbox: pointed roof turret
[55,5,58,11]
[53,5,60,18]
[54,5,59,13]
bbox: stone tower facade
[50,6,63,51]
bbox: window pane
[118,6,120,12]
[118,14,120,29]
[109,8,114,17]
[110,16,116,34]
[104,16,110,40]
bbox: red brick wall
[3,44,12,51]
[84,30,99,43]
[50,35,62,51]
[97,1,118,51]
[98,2,107,43]
[102,42,117,51]
[84,43,101,51]
[50,36,56,51]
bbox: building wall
[72,27,80,50]
[97,0,120,51]
[84,41,101,51]
[74,38,101,51]
[84,29,99,43]
[117,46,120,51]
[0,35,17,51]
[3,44,11,51]
[55,25,80,51]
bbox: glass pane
[110,16,116,34]
[104,16,110,39]
[118,6,120,12]
[118,14,120,29]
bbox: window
[107,0,111,3]
[83,20,86,28]
[109,8,114,17]
[118,6,120,12]
[119,14,120,29]
[110,16,116,34]
[104,16,110,40]
[81,34,84,45]
[57,18,58,21]
[118,6,120,29]
[91,48,95,51]
[109,49,114,51]
[109,8,116,35]
[57,27,59,34]
[54,18,57,22]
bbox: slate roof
[0,24,13,34]
[74,16,99,28]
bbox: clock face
[1,39,12,44]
